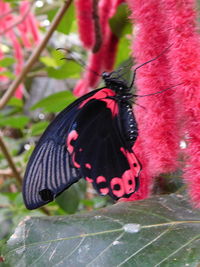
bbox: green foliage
[47,61,82,79]
[0,57,15,68]
[30,121,49,136]
[56,181,86,214]
[0,192,44,251]
[47,4,75,34]
[109,3,132,38]
[31,91,77,113]
[0,116,29,129]
[0,71,15,79]
[3,194,200,266]
[7,98,23,108]
[115,36,132,67]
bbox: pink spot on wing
[67,130,78,154]
[79,148,83,152]
[102,98,118,117]
[111,177,125,197]
[122,169,135,194]
[79,88,118,117]
[85,163,92,169]
[100,188,109,195]
[96,176,106,183]
[86,177,93,183]
[72,153,80,168]
[120,147,141,177]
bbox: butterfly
[23,47,174,210]
[23,66,144,209]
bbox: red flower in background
[0,0,40,99]
[75,0,94,49]
[126,0,200,207]
[161,0,200,208]
[126,0,180,201]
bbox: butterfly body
[23,71,141,209]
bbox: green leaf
[51,49,66,66]
[56,180,86,214]
[0,71,15,79]
[7,97,23,108]
[109,3,132,38]
[0,116,29,129]
[40,50,66,68]
[56,187,80,214]
[47,4,75,34]
[47,61,82,79]
[3,194,200,266]
[0,57,15,67]
[115,36,131,67]
[31,91,77,113]
[40,57,58,68]
[30,121,49,136]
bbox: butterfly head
[102,71,130,93]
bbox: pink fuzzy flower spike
[75,0,94,49]
[162,0,200,207]
[125,0,180,200]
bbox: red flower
[75,0,94,49]
[126,0,180,200]
[162,0,200,207]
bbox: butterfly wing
[23,89,101,209]
[66,89,141,200]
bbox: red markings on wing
[122,169,136,194]
[85,163,92,169]
[67,130,81,168]
[79,88,118,117]
[111,177,125,197]
[120,147,141,177]
[100,188,109,195]
[67,130,78,153]
[108,148,141,198]
[96,176,109,195]
[86,177,93,183]
[72,153,80,168]
[96,176,106,183]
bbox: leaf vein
[153,234,200,266]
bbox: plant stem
[92,0,102,53]
[0,135,23,186]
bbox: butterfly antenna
[133,83,183,98]
[56,48,101,77]
[130,44,173,88]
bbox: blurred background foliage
[0,0,185,255]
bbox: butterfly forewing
[23,89,100,209]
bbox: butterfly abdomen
[119,102,138,146]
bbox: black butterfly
[23,49,173,209]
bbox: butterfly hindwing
[66,89,141,199]
[23,89,101,209]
